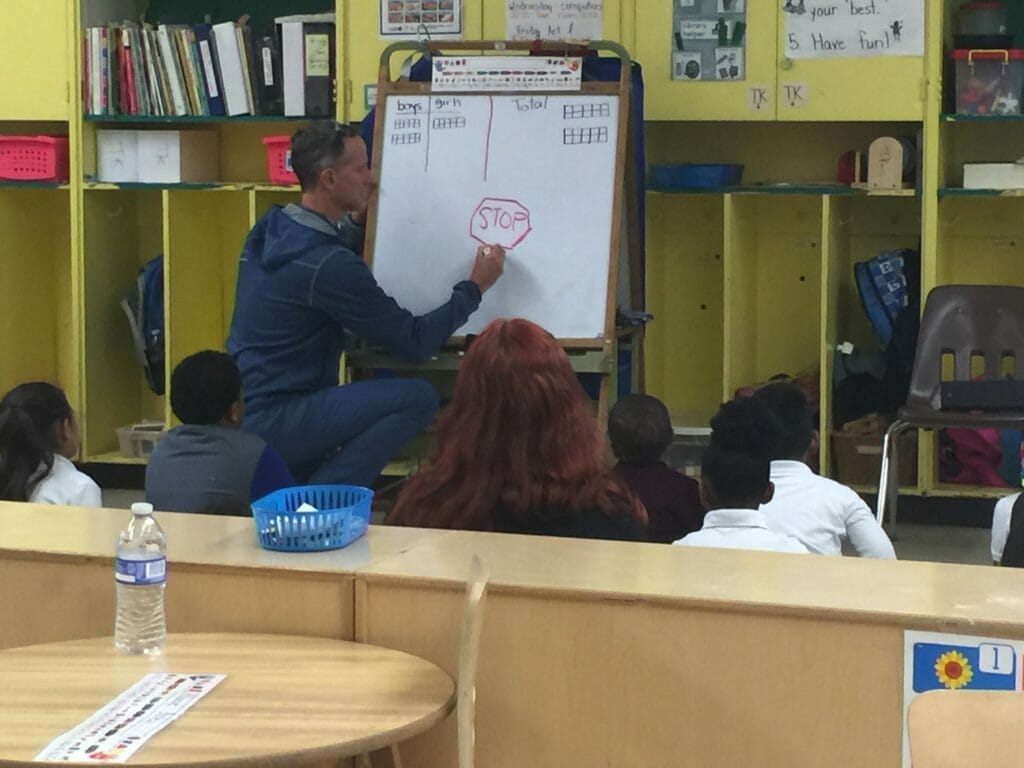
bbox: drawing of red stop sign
[470,197,532,249]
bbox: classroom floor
[100,488,996,567]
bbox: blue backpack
[120,255,165,395]
[855,249,915,347]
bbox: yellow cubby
[0,189,75,401]
[81,188,165,462]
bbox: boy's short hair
[608,394,674,464]
[701,397,781,508]
[290,121,360,192]
[752,381,814,460]
[170,351,242,425]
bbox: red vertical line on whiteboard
[425,97,432,172]
[484,95,494,181]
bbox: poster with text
[673,0,748,82]
[902,630,1024,767]
[381,0,463,39]
[783,0,924,59]
[506,1,604,41]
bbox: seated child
[992,491,1022,565]
[146,351,293,515]
[0,382,101,507]
[753,382,896,559]
[609,394,704,543]
[674,397,808,554]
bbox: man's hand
[469,244,506,293]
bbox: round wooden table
[0,633,455,767]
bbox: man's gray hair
[290,121,361,191]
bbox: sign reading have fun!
[783,0,924,59]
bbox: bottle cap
[131,502,154,516]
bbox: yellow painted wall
[0,1,70,120]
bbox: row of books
[82,15,336,118]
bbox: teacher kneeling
[228,121,505,487]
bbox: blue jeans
[244,379,438,488]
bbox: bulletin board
[671,0,748,82]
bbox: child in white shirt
[0,382,101,507]
[675,397,808,554]
[753,382,895,559]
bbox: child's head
[170,351,243,427]
[700,397,781,510]
[751,381,815,461]
[0,382,77,501]
[608,394,674,464]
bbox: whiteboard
[371,93,620,339]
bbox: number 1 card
[903,630,1024,766]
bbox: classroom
[2,1,1024,766]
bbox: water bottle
[114,502,167,655]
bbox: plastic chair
[908,690,1024,767]
[360,555,490,768]
[878,285,1024,530]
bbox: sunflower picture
[934,650,974,689]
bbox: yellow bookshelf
[0,0,1013,499]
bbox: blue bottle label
[115,556,167,586]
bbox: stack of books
[83,14,336,118]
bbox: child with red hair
[386,318,646,540]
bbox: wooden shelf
[83,451,148,466]
[83,114,309,124]
[938,187,1024,199]
[927,485,1018,500]
[648,184,918,197]
[941,113,1024,123]
[83,181,297,191]
[0,181,70,189]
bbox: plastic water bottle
[114,502,167,655]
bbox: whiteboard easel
[356,40,641,427]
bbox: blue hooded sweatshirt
[227,204,481,410]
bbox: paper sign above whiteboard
[783,0,924,59]
[506,0,604,41]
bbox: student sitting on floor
[987,493,1019,565]
[145,351,293,516]
[386,318,647,541]
[674,397,808,554]
[0,382,101,507]
[609,394,704,543]
[753,381,896,559]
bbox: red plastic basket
[262,135,298,185]
[0,136,70,182]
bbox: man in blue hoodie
[227,121,505,487]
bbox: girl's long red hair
[387,319,643,531]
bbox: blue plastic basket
[251,485,374,552]
[650,163,744,189]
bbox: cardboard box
[136,130,219,183]
[96,129,139,182]
[832,414,918,487]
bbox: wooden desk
[0,633,455,767]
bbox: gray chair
[878,285,1024,530]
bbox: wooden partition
[4,503,1024,767]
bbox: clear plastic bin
[954,48,1024,115]
[116,422,166,458]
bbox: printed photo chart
[673,0,748,82]
[35,673,225,763]
[380,0,463,38]
[902,630,1024,767]
[783,0,924,59]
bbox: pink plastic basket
[263,135,298,185]
[0,136,70,182]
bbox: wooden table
[0,633,455,767]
